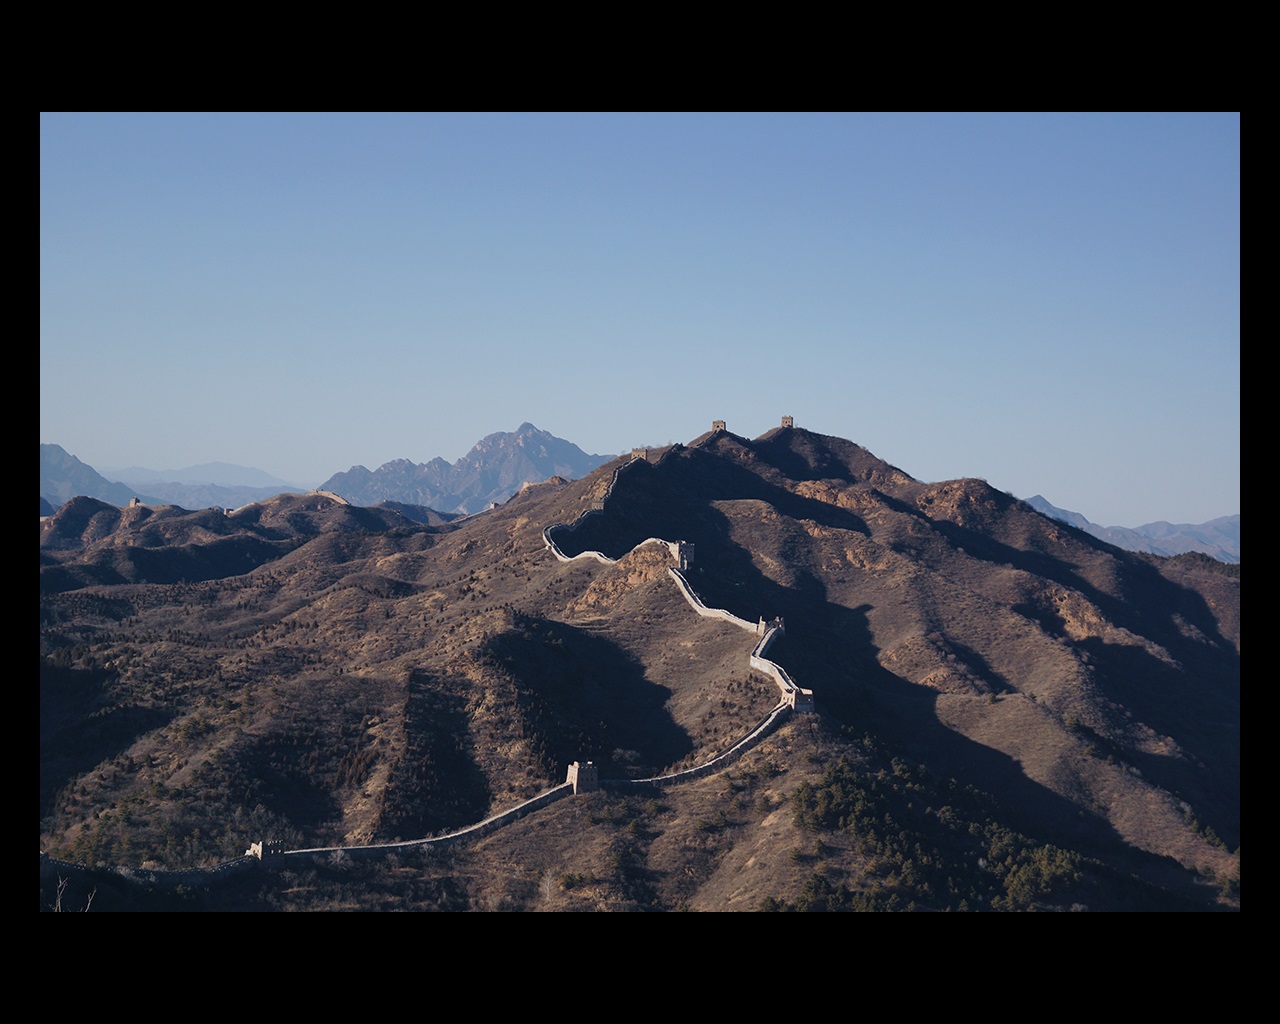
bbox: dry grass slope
[40,429,1239,911]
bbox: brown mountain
[39,424,1239,911]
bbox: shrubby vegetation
[40,435,1238,909]
[765,731,1192,912]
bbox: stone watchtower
[566,761,599,794]
[246,840,284,862]
[712,420,726,433]
[757,615,785,636]
[780,416,793,428]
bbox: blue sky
[40,112,1239,527]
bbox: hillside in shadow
[39,425,1239,910]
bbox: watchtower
[712,420,726,432]
[246,840,285,862]
[780,416,794,428]
[566,761,599,794]
[791,688,815,712]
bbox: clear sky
[40,112,1239,527]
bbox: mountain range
[40,444,166,510]
[39,422,1239,911]
[40,429,1237,564]
[40,445,298,513]
[1025,496,1239,564]
[317,423,613,514]
[41,423,614,520]
[100,461,302,489]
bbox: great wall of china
[41,419,815,892]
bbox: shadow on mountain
[41,537,295,593]
[379,673,492,840]
[223,735,346,838]
[555,451,867,595]
[918,498,1237,659]
[779,599,1138,859]
[555,462,1145,860]
[748,427,915,487]
[1076,638,1239,848]
[40,660,173,819]
[481,616,694,780]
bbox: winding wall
[46,439,816,888]
[267,442,816,863]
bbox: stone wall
[46,433,817,885]
[272,782,577,866]
[666,567,757,631]
[40,849,261,894]
[749,622,814,711]
[601,700,792,790]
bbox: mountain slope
[39,426,1239,911]
[558,431,1238,873]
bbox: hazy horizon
[44,425,1238,530]
[41,112,1239,526]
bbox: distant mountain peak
[41,444,162,508]
[320,425,615,514]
